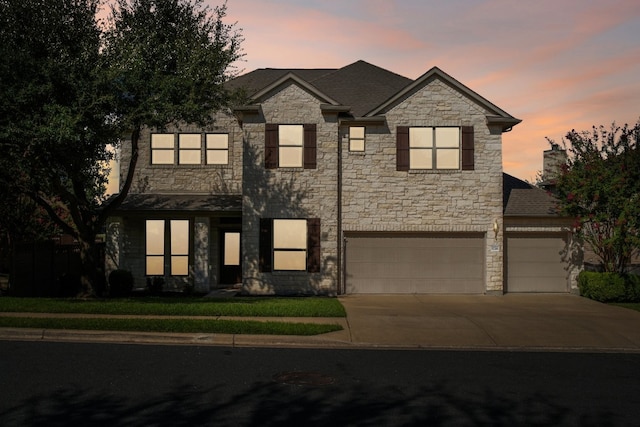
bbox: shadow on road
[0,378,617,426]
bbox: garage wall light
[493,219,499,240]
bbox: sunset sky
[219,0,640,181]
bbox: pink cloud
[222,1,640,182]
[227,0,428,70]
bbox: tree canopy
[551,121,640,273]
[0,0,243,296]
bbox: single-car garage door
[506,233,569,292]
[345,233,485,294]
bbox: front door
[220,231,241,285]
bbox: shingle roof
[227,60,520,129]
[310,60,413,116]
[503,173,533,208]
[227,60,412,117]
[112,194,242,213]
[503,174,560,217]
[225,68,336,95]
[504,189,560,216]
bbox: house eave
[486,115,522,132]
[321,104,351,113]
[338,116,386,126]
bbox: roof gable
[249,72,340,105]
[367,67,521,131]
[227,60,520,129]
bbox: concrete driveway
[338,294,640,351]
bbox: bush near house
[578,271,640,302]
[108,269,134,297]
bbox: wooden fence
[10,241,104,297]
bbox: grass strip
[611,303,640,313]
[0,317,343,335]
[0,297,346,317]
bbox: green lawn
[0,296,346,317]
[0,316,342,335]
[611,303,640,313]
[0,296,346,335]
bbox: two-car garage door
[345,233,485,294]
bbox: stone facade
[341,79,505,292]
[104,63,532,296]
[119,113,243,195]
[106,112,243,293]
[240,84,339,295]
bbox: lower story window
[259,218,321,273]
[145,219,190,276]
[273,219,307,271]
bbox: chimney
[541,143,567,190]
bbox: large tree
[0,0,115,295]
[0,0,243,296]
[551,121,640,273]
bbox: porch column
[193,217,210,293]
[105,217,122,277]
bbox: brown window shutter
[265,124,278,169]
[259,218,273,272]
[461,126,474,170]
[303,124,317,169]
[396,126,409,171]
[307,218,321,273]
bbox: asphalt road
[1,341,640,426]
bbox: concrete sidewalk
[1,294,640,352]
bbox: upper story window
[278,125,304,167]
[151,134,175,165]
[349,126,365,152]
[409,127,459,170]
[206,134,229,165]
[150,133,229,165]
[178,134,201,164]
[265,124,317,169]
[397,126,474,171]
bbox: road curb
[3,327,640,353]
[0,327,354,349]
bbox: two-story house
[105,60,581,295]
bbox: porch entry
[220,230,242,285]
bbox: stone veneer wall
[119,112,243,195]
[108,78,510,295]
[241,84,339,295]
[107,112,243,293]
[341,79,505,293]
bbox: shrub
[624,274,640,302]
[58,273,81,297]
[108,269,134,297]
[146,276,164,294]
[578,271,640,302]
[578,271,625,302]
